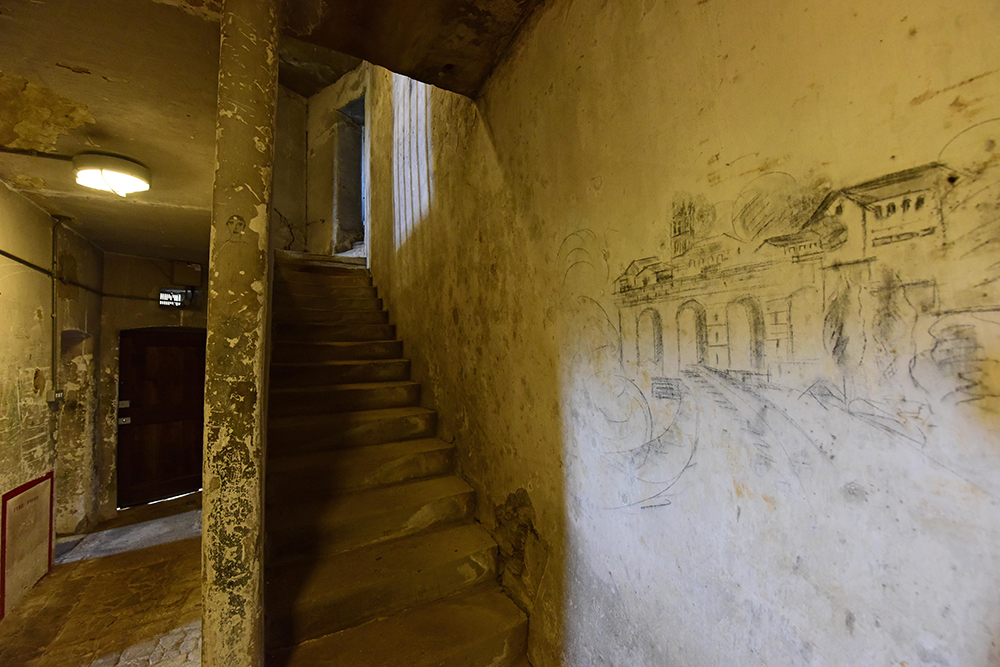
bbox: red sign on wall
[1,471,54,620]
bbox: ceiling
[0,0,540,264]
[284,0,542,99]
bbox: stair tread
[269,405,434,427]
[274,304,385,311]
[265,526,500,649]
[274,283,376,293]
[270,341,403,363]
[268,474,472,517]
[275,272,371,281]
[270,358,412,389]
[269,406,436,453]
[275,321,392,328]
[267,586,527,667]
[272,323,395,342]
[271,380,419,395]
[267,438,454,495]
[272,324,396,343]
[273,308,387,317]
[266,475,473,562]
[276,249,367,265]
[272,340,400,348]
[271,358,410,368]
[269,437,451,468]
[266,522,493,596]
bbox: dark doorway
[636,308,664,370]
[676,300,708,368]
[116,328,206,509]
[333,95,366,256]
[726,297,766,372]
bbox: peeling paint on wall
[52,225,103,534]
[0,72,94,152]
[150,0,222,22]
[0,183,55,618]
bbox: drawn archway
[726,296,766,372]
[636,308,664,370]
[676,300,707,369]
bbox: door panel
[117,328,206,508]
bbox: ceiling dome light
[73,154,150,197]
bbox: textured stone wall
[307,64,367,255]
[53,225,103,534]
[363,0,1000,664]
[271,86,308,253]
[0,182,54,615]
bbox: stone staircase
[265,250,528,667]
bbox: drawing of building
[615,163,961,385]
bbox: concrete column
[201,0,278,665]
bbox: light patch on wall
[392,74,434,250]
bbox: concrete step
[276,264,368,278]
[268,406,437,453]
[274,282,378,300]
[267,438,455,500]
[272,307,389,326]
[270,340,403,364]
[276,249,367,267]
[266,475,474,562]
[276,271,372,288]
[269,381,421,417]
[273,322,395,343]
[270,359,411,387]
[266,586,528,667]
[265,524,498,649]
[272,294,383,311]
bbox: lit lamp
[73,154,150,197]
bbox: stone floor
[0,501,202,667]
[57,510,201,565]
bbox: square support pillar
[201,0,278,665]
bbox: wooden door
[116,328,206,508]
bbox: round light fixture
[73,154,150,197]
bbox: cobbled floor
[0,537,201,667]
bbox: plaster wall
[272,85,309,253]
[96,253,206,519]
[0,182,54,614]
[307,65,367,255]
[362,0,1000,664]
[331,113,364,253]
[53,225,103,534]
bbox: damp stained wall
[53,225,103,534]
[360,0,1000,664]
[96,253,207,519]
[0,182,54,613]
